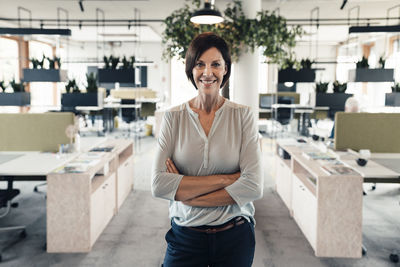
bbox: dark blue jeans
[163,218,255,267]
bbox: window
[29,40,58,106]
[394,39,400,54]
[0,37,19,85]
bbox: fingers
[165,158,179,174]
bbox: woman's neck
[191,94,224,114]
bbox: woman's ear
[224,65,227,75]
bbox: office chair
[120,99,141,137]
[272,96,294,137]
[0,177,27,262]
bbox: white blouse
[151,99,263,227]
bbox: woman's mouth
[200,79,217,86]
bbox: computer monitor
[259,95,274,109]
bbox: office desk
[103,103,142,132]
[338,153,400,184]
[271,104,316,136]
[0,137,134,253]
[0,152,78,179]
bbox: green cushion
[0,113,75,152]
[334,112,400,153]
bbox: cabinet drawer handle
[103,183,108,189]
[124,161,129,167]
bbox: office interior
[0,0,399,266]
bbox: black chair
[120,99,142,138]
[275,96,294,126]
[121,99,139,123]
[0,177,27,262]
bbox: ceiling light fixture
[340,0,348,10]
[0,27,71,36]
[79,0,84,12]
[190,0,224,25]
[349,24,400,33]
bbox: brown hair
[185,32,231,90]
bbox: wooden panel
[90,173,116,246]
[292,174,317,250]
[117,155,134,210]
[275,156,292,210]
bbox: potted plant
[0,80,6,93]
[315,81,352,119]
[98,55,135,83]
[278,57,315,83]
[378,56,385,69]
[385,82,400,106]
[23,55,67,82]
[0,79,30,106]
[162,0,302,64]
[315,82,329,93]
[300,58,314,69]
[332,80,347,93]
[349,56,394,82]
[62,74,103,109]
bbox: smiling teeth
[202,80,215,84]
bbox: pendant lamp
[190,0,224,25]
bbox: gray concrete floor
[0,136,399,267]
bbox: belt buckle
[206,228,217,234]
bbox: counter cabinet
[47,139,134,253]
[274,142,363,258]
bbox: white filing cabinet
[292,173,317,249]
[275,156,292,210]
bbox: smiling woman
[151,32,263,267]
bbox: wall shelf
[278,69,316,83]
[23,69,67,82]
[0,92,30,106]
[98,69,135,83]
[348,68,394,82]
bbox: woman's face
[192,47,227,95]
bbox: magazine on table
[321,164,358,176]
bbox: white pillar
[232,0,261,119]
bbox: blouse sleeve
[151,111,184,201]
[225,107,263,207]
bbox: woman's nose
[203,64,212,76]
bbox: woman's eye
[196,63,204,67]
[212,63,221,67]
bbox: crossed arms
[151,109,263,208]
[165,158,239,207]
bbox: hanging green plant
[280,56,300,70]
[162,0,303,63]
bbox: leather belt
[187,217,246,234]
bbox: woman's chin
[199,86,219,95]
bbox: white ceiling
[0,0,399,44]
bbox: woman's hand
[166,158,180,174]
[225,171,241,184]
